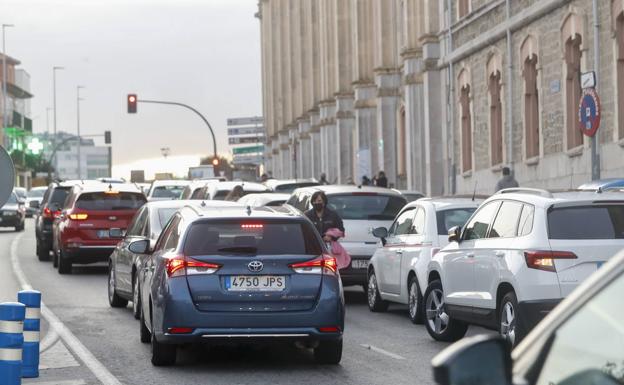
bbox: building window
[458,0,470,19]
[524,54,539,158]
[489,70,503,165]
[617,14,624,138]
[565,34,583,150]
[460,84,472,172]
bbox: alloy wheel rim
[500,301,516,346]
[426,288,449,335]
[368,274,377,307]
[409,282,418,319]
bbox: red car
[53,183,147,274]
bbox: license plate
[351,260,369,269]
[225,276,286,291]
[97,229,125,238]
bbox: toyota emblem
[248,260,263,272]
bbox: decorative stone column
[375,69,401,186]
[309,110,321,179]
[297,118,311,178]
[403,52,426,192]
[336,94,355,183]
[353,83,376,182]
[319,100,337,182]
[422,41,445,196]
[278,131,290,178]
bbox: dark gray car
[107,200,240,319]
[0,192,26,231]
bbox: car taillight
[43,207,62,219]
[167,327,194,334]
[524,250,577,272]
[69,213,88,220]
[290,254,337,275]
[165,254,221,278]
[318,326,341,333]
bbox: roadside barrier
[17,290,41,378]
[0,302,26,385]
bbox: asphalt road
[0,220,487,385]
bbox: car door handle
[396,249,403,255]
[466,253,475,258]
[495,252,505,258]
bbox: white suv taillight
[524,250,577,272]
[166,254,221,278]
[289,254,337,275]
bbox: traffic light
[212,157,219,166]
[127,94,137,113]
[104,131,111,144]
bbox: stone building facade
[257,0,624,195]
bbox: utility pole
[52,66,64,178]
[2,24,14,148]
[76,85,85,179]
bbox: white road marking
[360,344,406,360]
[39,326,59,353]
[24,381,86,385]
[11,233,123,385]
[39,340,80,370]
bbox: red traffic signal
[127,94,137,113]
[212,158,219,166]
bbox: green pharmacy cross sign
[27,137,44,155]
[232,145,264,155]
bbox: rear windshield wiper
[217,246,258,253]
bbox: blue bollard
[17,291,41,378]
[0,302,26,385]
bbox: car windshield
[5,193,17,204]
[27,189,45,198]
[327,194,406,220]
[49,188,71,208]
[274,183,318,193]
[158,207,179,228]
[151,186,185,199]
[436,208,476,235]
[184,220,322,256]
[76,192,147,211]
[548,205,624,239]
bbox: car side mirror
[448,226,461,243]
[29,200,40,209]
[432,334,512,385]
[372,227,388,246]
[129,239,150,254]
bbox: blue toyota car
[133,205,345,366]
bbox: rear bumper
[0,215,23,227]
[339,256,370,286]
[62,246,116,264]
[158,327,342,344]
[518,299,562,330]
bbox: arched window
[489,70,503,166]
[523,54,540,158]
[564,34,583,150]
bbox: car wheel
[499,291,525,348]
[132,274,141,320]
[367,270,389,312]
[36,241,49,261]
[408,276,424,324]
[108,264,128,308]
[424,280,468,342]
[15,223,24,232]
[57,250,72,275]
[314,339,342,365]
[139,307,151,344]
[151,320,176,366]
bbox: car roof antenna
[472,181,477,201]
[200,200,206,207]
[246,205,252,216]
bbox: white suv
[366,197,482,324]
[424,188,624,346]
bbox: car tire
[57,250,72,275]
[151,321,176,366]
[499,291,526,348]
[140,307,151,344]
[132,274,141,320]
[408,276,424,324]
[367,270,389,312]
[36,241,49,261]
[108,264,128,308]
[424,280,468,342]
[314,339,342,365]
[15,223,24,232]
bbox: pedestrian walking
[224,185,244,201]
[495,167,519,192]
[319,173,329,185]
[376,171,388,188]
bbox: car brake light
[524,250,577,272]
[290,254,337,275]
[165,254,221,278]
[43,207,62,219]
[69,213,88,220]
[318,326,341,333]
[167,327,194,334]
[241,223,263,229]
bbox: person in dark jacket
[304,191,344,241]
[376,171,388,188]
[495,167,519,192]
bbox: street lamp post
[45,107,52,135]
[76,85,84,179]
[52,66,64,179]
[2,23,14,148]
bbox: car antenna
[597,186,603,194]
[200,200,206,207]
[472,181,477,201]
[246,205,252,216]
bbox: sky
[1,0,262,179]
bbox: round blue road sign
[578,88,601,137]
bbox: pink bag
[325,228,351,270]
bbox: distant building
[38,131,111,180]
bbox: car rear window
[49,187,71,206]
[76,192,147,211]
[158,208,179,227]
[184,220,323,256]
[27,189,45,198]
[548,205,624,239]
[327,194,406,220]
[151,186,184,199]
[274,182,318,193]
[436,208,476,235]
